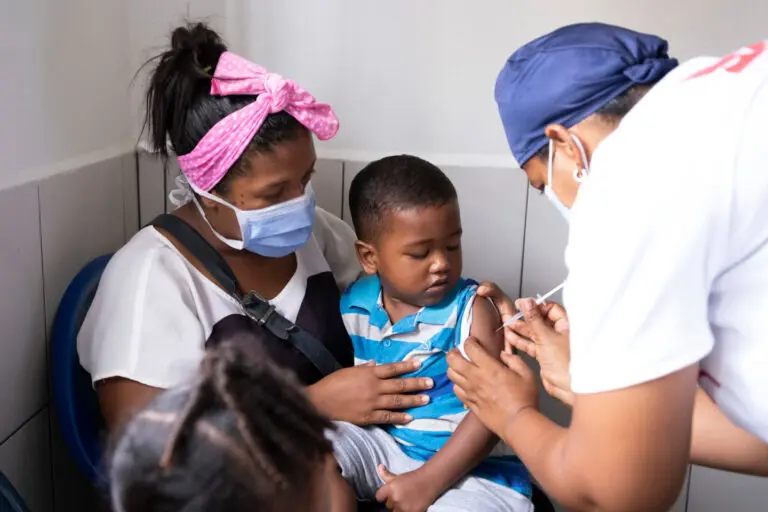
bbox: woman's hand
[477,282,574,407]
[308,360,433,425]
[446,338,539,438]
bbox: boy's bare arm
[414,296,505,498]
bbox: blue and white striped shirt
[341,275,531,497]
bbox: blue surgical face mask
[192,184,316,258]
[544,134,590,222]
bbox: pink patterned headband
[176,52,339,192]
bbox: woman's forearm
[691,388,768,476]
[501,369,696,512]
[306,381,335,419]
[499,407,592,510]
[97,378,163,432]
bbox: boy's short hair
[349,155,457,242]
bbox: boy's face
[357,200,463,307]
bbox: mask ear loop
[570,135,590,184]
[547,139,555,188]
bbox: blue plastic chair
[51,254,112,488]
[0,472,29,512]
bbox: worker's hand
[477,282,574,407]
[447,337,539,438]
[511,297,574,406]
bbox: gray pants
[327,422,533,512]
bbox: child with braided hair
[108,315,356,512]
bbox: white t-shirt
[77,207,361,389]
[565,42,768,442]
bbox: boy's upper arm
[468,296,504,360]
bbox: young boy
[329,155,532,511]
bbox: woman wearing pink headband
[77,23,432,509]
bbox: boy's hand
[375,465,439,512]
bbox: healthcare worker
[447,22,768,511]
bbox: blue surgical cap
[495,23,678,166]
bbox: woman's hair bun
[141,22,228,155]
[141,21,304,167]
[169,22,227,74]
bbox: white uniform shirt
[565,42,768,442]
[77,207,360,389]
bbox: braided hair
[108,319,334,512]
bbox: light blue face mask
[192,184,316,258]
[544,135,590,222]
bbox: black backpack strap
[241,293,343,376]
[151,214,239,296]
[150,214,343,376]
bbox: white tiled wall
[39,154,136,512]
[0,151,137,511]
[39,155,129,329]
[312,159,344,219]
[122,153,140,240]
[138,150,167,225]
[0,183,47,444]
[520,186,569,302]
[0,410,53,512]
[687,465,768,512]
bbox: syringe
[495,280,566,332]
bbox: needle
[495,281,566,332]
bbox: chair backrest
[51,254,112,487]
[0,472,29,512]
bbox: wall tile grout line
[36,182,50,370]
[36,181,59,511]
[340,160,346,221]
[162,158,168,214]
[0,404,49,448]
[517,185,531,300]
[135,149,143,228]
[683,466,692,512]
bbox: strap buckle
[242,291,291,340]
[256,304,276,325]
[241,292,274,324]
